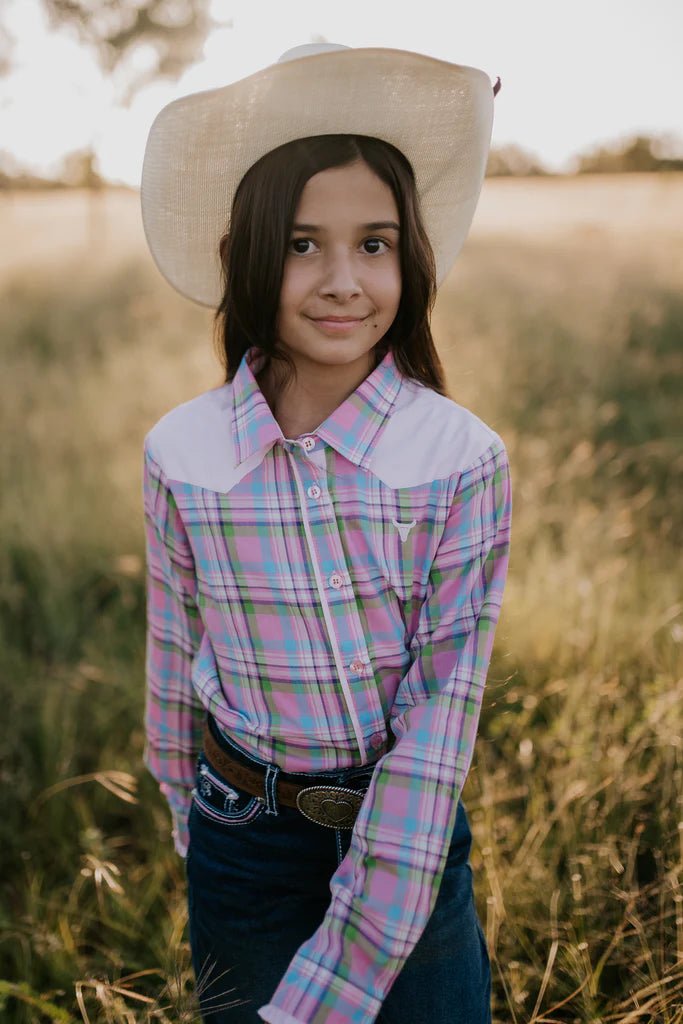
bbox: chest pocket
[375,483,452,623]
[328,466,450,622]
[379,512,423,603]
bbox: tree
[485,144,549,178]
[0,0,13,75]
[61,148,105,189]
[41,0,220,101]
[575,134,683,174]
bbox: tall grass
[0,194,681,1022]
[436,236,682,1022]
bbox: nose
[318,249,362,302]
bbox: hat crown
[277,42,350,64]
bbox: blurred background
[0,2,681,1022]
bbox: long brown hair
[215,134,447,395]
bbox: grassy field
[0,176,681,1023]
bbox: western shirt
[143,346,512,1024]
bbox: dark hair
[215,134,447,395]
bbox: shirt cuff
[171,808,189,857]
[259,1007,303,1024]
[160,782,192,857]
[260,954,382,1024]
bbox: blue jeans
[186,728,491,1024]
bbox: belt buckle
[296,785,365,829]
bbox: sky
[0,0,681,185]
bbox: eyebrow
[292,221,400,233]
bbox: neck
[257,352,376,438]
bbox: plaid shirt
[143,347,511,1024]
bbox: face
[275,160,402,381]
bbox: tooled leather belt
[201,720,369,830]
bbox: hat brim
[141,47,494,307]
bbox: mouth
[307,314,370,334]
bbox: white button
[329,572,344,589]
[307,484,322,500]
[302,436,316,452]
[349,659,366,674]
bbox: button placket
[285,445,384,761]
[286,452,369,756]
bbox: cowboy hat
[141,42,497,307]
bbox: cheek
[281,260,315,295]
[277,266,305,317]
[375,263,402,316]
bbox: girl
[141,42,510,1024]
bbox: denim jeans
[186,726,491,1024]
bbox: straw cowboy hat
[141,42,499,307]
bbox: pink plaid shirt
[143,347,511,1024]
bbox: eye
[362,237,390,255]
[288,238,316,255]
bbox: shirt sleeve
[143,440,206,857]
[259,439,512,1024]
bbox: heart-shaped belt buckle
[296,786,366,829]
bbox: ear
[219,232,230,267]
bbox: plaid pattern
[143,348,511,1024]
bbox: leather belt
[201,720,368,829]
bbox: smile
[308,315,369,334]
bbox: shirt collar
[231,349,283,466]
[231,348,403,469]
[316,350,403,469]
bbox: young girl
[141,42,510,1024]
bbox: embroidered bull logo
[391,517,417,543]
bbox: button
[307,484,322,500]
[328,571,344,589]
[301,436,316,452]
[369,733,384,751]
[349,659,366,675]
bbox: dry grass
[0,176,681,1022]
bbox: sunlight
[0,0,681,184]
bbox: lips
[307,314,370,335]
[308,315,369,322]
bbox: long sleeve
[260,440,512,1024]
[143,441,206,856]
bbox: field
[0,174,681,1023]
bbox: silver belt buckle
[296,785,366,829]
